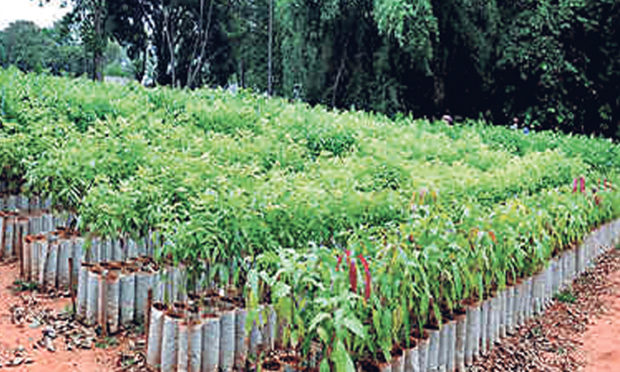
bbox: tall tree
[39,0,619,137]
[105,0,233,88]
[0,21,48,71]
[267,0,273,95]
[0,19,87,75]
[43,0,109,81]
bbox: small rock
[43,326,56,339]
[44,337,55,352]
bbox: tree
[103,0,234,88]
[43,19,90,76]
[0,21,49,72]
[494,0,619,137]
[228,0,271,91]
[70,0,108,81]
[41,0,109,80]
[34,0,620,137]
[267,0,273,95]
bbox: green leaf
[331,339,356,372]
[320,359,330,372]
[309,313,331,331]
[341,316,365,339]
[272,281,290,299]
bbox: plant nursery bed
[469,246,620,372]
[1,68,619,370]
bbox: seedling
[95,336,119,349]
[554,289,576,304]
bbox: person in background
[442,114,453,125]
[510,117,519,130]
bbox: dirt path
[0,260,119,371]
[470,247,620,372]
[580,267,620,372]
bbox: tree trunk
[164,8,177,87]
[433,75,445,113]
[267,0,273,96]
[138,49,147,84]
[186,0,214,89]
[93,1,104,82]
[239,59,245,88]
[331,36,349,108]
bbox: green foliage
[11,0,617,136]
[0,20,87,75]
[103,42,134,77]
[11,279,39,292]
[373,0,437,66]
[304,128,356,158]
[0,21,48,72]
[495,0,619,136]
[95,336,119,349]
[554,288,576,304]
[1,68,619,367]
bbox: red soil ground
[0,261,119,371]
[580,267,620,372]
[471,247,620,372]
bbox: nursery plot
[0,68,619,371]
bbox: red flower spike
[488,231,497,244]
[572,178,578,193]
[349,260,358,294]
[580,177,585,194]
[336,250,352,272]
[358,254,371,301]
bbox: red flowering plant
[336,249,371,302]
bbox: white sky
[0,0,72,30]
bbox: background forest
[1,0,618,138]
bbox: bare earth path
[580,266,620,372]
[0,260,119,371]
[471,247,620,372]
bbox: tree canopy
[6,0,619,137]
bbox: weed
[554,289,576,304]
[95,336,119,349]
[12,279,38,292]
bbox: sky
[0,0,72,31]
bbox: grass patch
[554,288,576,304]
[12,279,38,292]
[95,336,119,349]
[63,303,75,315]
